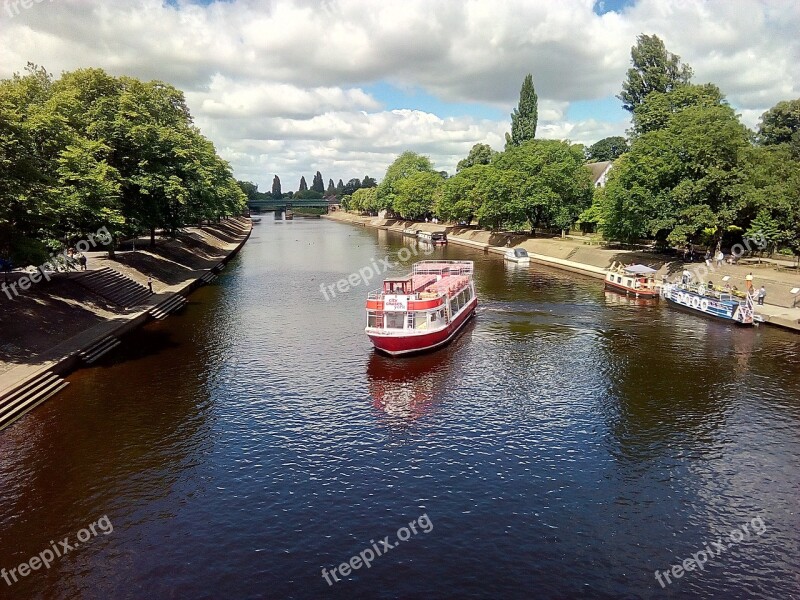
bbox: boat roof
[624,264,657,274]
[412,260,473,276]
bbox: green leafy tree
[494,140,593,232]
[600,95,749,245]
[326,178,336,195]
[298,176,308,192]
[343,178,362,195]
[756,98,800,149]
[336,179,345,197]
[376,152,436,213]
[456,143,496,172]
[632,83,724,136]
[361,175,377,188]
[505,74,538,148]
[237,181,259,202]
[311,171,324,193]
[393,171,443,219]
[586,136,629,162]
[618,34,693,113]
[435,165,489,225]
[349,187,378,214]
[271,175,282,199]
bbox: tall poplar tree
[271,175,282,199]
[506,74,538,148]
[618,34,693,113]
[311,171,324,193]
[298,176,308,192]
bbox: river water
[1,218,798,599]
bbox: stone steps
[0,370,69,432]
[149,295,187,320]
[78,335,121,364]
[76,268,152,307]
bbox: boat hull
[604,280,659,298]
[367,299,477,356]
[663,288,752,325]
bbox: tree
[586,136,629,162]
[600,97,749,245]
[757,98,800,149]
[505,74,538,147]
[457,143,495,172]
[618,34,693,113]
[435,165,489,225]
[298,176,308,192]
[494,140,593,232]
[0,65,244,260]
[361,175,377,188]
[343,178,361,195]
[376,152,436,213]
[326,178,336,195]
[237,181,259,202]
[393,171,443,220]
[632,83,724,136]
[271,175,282,199]
[311,171,324,193]
[349,187,378,214]
[336,179,345,197]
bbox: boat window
[385,312,405,329]
[617,276,622,283]
[367,311,384,328]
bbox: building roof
[587,161,612,184]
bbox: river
[1,217,798,599]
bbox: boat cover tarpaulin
[624,264,657,274]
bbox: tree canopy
[506,74,538,148]
[586,136,629,162]
[618,34,693,113]
[0,64,244,264]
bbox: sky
[1,0,798,192]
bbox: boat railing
[412,260,474,276]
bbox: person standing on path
[148,277,154,294]
[745,272,754,293]
[716,250,724,267]
[78,252,87,271]
[757,286,766,305]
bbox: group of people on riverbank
[680,268,767,304]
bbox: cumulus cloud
[0,0,797,189]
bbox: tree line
[345,34,800,258]
[0,64,246,265]
[237,173,377,203]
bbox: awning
[624,264,657,274]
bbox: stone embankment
[325,211,800,332]
[0,217,252,431]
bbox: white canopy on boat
[624,264,657,274]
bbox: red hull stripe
[604,281,659,297]
[368,299,477,355]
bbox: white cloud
[0,0,797,189]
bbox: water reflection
[366,322,474,425]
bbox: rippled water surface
[1,218,799,599]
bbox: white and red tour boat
[365,260,477,356]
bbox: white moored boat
[505,248,530,264]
